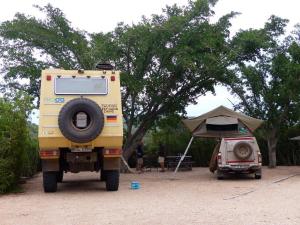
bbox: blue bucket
[131,181,140,189]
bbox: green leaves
[0,1,236,158]
[227,15,300,166]
[0,4,95,101]
[0,93,38,193]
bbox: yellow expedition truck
[38,65,123,192]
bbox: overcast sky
[1,0,300,119]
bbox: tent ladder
[173,136,194,176]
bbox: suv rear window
[55,77,108,95]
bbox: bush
[21,124,39,177]
[0,159,15,193]
[0,94,38,193]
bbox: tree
[105,1,237,158]
[0,1,236,159]
[0,5,94,102]
[228,16,300,167]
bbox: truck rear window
[55,77,108,95]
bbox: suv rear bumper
[218,164,261,173]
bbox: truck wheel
[43,172,57,192]
[100,170,107,182]
[105,170,119,191]
[56,170,64,183]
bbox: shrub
[0,94,38,193]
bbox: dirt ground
[0,167,300,225]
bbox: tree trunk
[267,129,278,168]
[122,111,160,161]
[122,130,147,161]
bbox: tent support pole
[173,136,194,176]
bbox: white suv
[216,136,262,179]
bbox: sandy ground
[0,167,300,225]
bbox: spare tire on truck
[233,141,253,160]
[58,98,104,143]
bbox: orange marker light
[46,75,51,81]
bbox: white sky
[1,0,300,120]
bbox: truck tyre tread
[105,170,119,191]
[43,172,57,192]
[100,170,107,181]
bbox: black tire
[105,170,119,191]
[43,172,57,192]
[56,170,63,183]
[255,174,262,179]
[255,169,262,179]
[233,141,253,160]
[100,169,107,182]
[58,98,104,143]
[217,170,224,180]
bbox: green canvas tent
[182,105,263,138]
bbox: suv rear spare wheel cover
[233,141,253,160]
[58,98,104,143]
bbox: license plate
[71,147,92,153]
[233,165,247,168]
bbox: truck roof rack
[95,63,114,71]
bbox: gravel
[0,166,300,225]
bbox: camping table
[166,156,193,171]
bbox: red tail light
[217,153,222,164]
[104,149,122,155]
[40,150,59,158]
[258,152,262,164]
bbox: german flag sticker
[106,115,117,122]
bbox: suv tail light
[217,153,222,164]
[40,150,59,159]
[258,152,262,164]
[104,149,122,156]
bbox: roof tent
[182,105,263,138]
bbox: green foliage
[21,123,39,177]
[227,16,300,166]
[229,15,300,125]
[0,1,237,158]
[276,125,300,165]
[0,159,15,193]
[0,4,94,101]
[255,125,300,166]
[105,1,237,156]
[0,94,38,193]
